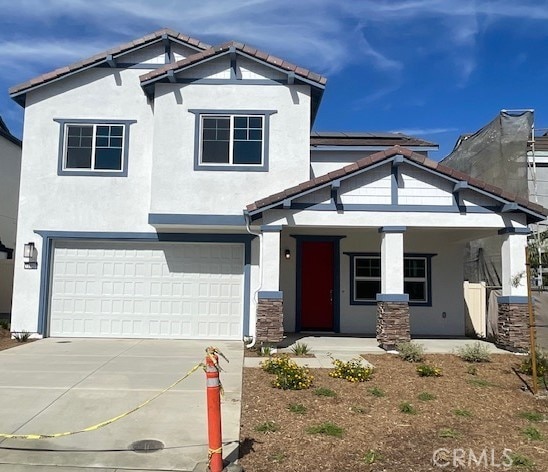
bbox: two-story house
[8,29,545,351]
[0,116,21,320]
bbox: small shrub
[509,452,534,468]
[519,411,543,422]
[261,354,313,390]
[522,426,542,441]
[519,348,548,378]
[369,386,386,398]
[466,365,478,375]
[270,452,285,463]
[0,320,9,330]
[329,357,374,382]
[255,421,279,433]
[457,342,491,363]
[396,341,425,362]
[363,450,382,464]
[13,331,31,342]
[259,345,272,357]
[467,378,493,388]
[350,405,368,414]
[399,402,416,414]
[454,409,473,418]
[288,403,307,414]
[291,342,310,356]
[416,364,442,377]
[417,392,436,401]
[438,428,459,439]
[314,387,336,397]
[305,422,343,438]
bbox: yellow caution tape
[0,361,205,440]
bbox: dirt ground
[239,354,548,471]
[0,328,34,351]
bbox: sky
[2,0,548,159]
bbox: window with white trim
[200,114,263,166]
[350,254,431,305]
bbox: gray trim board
[260,225,283,232]
[376,294,410,302]
[498,227,531,235]
[258,291,283,299]
[149,213,246,226]
[497,296,528,304]
[378,226,407,233]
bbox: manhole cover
[130,439,165,453]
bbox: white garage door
[49,241,244,339]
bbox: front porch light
[23,242,37,269]
[284,249,291,260]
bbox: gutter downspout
[244,211,262,348]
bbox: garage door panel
[50,241,244,339]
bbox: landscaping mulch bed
[239,354,548,471]
[0,328,34,351]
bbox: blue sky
[2,0,548,159]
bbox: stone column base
[496,302,532,352]
[256,293,284,344]
[376,301,410,350]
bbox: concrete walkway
[0,339,243,472]
[243,335,511,368]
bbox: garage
[49,240,244,339]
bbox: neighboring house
[0,116,22,319]
[8,29,545,351]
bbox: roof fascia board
[248,157,394,216]
[310,146,438,152]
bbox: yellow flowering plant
[329,357,374,383]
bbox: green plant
[288,403,307,414]
[363,449,382,464]
[453,409,473,418]
[329,357,374,382]
[350,405,368,414]
[305,422,344,438]
[466,365,478,375]
[261,354,313,390]
[314,387,336,397]
[416,364,442,377]
[438,428,459,439]
[417,392,436,401]
[519,411,543,422]
[522,426,542,441]
[0,320,9,330]
[368,386,386,398]
[12,331,31,342]
[270,451,285,463]
[291,342,310,356]
[456,342,491,363]
[509,452,534,468]
[396,341,425,362]
[467,378,493,388]
[255,421,279,433]
[399,402,416,414]
[259,345,272,357]
[519,348,548,378]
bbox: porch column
[496,229,530,352]
[256,226,284,344]
[376,226,410,350]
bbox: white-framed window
[55,119,136,176]
[201,115,263,166]
[189,109,276,172]
[349,254,432,305]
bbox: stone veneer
[255,298,284,343]
[496,303,532,352]
[376,301,411,350]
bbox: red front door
[300,241,334,330]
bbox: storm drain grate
[130,439,165,453]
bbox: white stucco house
[0,116,22,318]
[8,29,545,350]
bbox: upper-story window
[189,109,277,172]
[54,119,136,176]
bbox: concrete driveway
[0,339,243,472]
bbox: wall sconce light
[24,242,37,269]
[284,249,291,260]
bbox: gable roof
[140,40,327,88]
[0,116,22,147]
[246,145,546,219]
[9,28,210,105]
[311,131,437,148]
